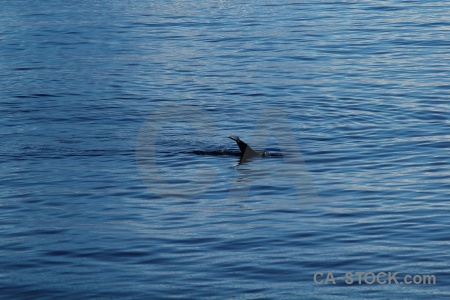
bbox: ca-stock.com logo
[135,104,319,205]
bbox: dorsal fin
[228,136,259,157]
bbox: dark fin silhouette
[228,137,259,156]
[229,136,264,164]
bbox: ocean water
[1,1,450,299]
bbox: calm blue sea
[1,1,450,299]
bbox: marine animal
[228,136,281,164]
[189,137,282,164]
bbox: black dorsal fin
[228,136,260,157]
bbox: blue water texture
[1,1,450,299]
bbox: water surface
[1,1,450,299]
